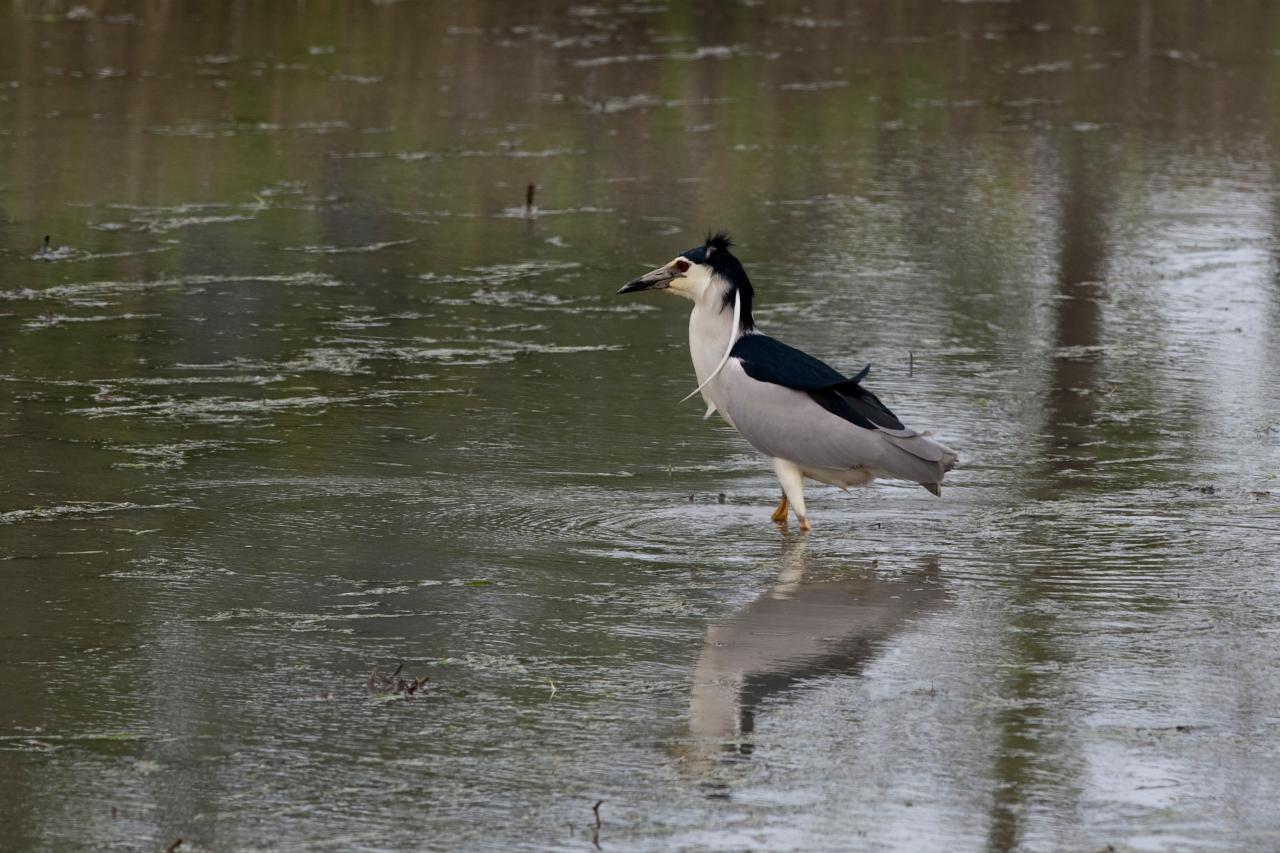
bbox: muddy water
[2,1,1279,850]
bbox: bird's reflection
[687,536,948,758]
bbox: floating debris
[366,663,429,696]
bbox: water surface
[2,1,1279,850]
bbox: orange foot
[770,495,789,523]
[799,516,812,532]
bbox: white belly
[798,465,877,488]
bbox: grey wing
[716,360,892,471]
[716,360,956,483]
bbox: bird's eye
[674,259,690,273]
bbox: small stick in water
[524,183,537,218]
[909,351,914,377]
[367,661,429,695]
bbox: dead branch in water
[366,662,430,696]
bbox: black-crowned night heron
[618,232,957,531]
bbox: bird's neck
[688,290,746,388]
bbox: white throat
[681,288,740,404]
[686,283,744,414]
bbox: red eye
[675,259,690,273]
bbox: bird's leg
[770,494,789,523]
[771,458,810,531]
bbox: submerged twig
[366,662,430,696]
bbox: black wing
[730,333,905,432]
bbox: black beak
[618,264,681,294]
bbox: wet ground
[2,1,1280,850]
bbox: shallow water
[2,1,1279,850]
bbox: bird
[617,232,957,531]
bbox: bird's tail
[876,432,957,496]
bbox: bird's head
[618,231,755,327]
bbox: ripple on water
[107,439,233,469]
[417,260,581,286]
[71,389,431,423]
[571,44,756,68]
[0,501,185,525]
[192,608,418,633]
[0,272,342,303]
[285,338,620,374]
[435,473,787,559]
[329,146,585,162]
[283,240,414,254]
[95,373,287,388]
[30,245,172,263]
[324,311,432,331]
[941,492,1245,605]
[22,312,159,331]
[147,120,351,137]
